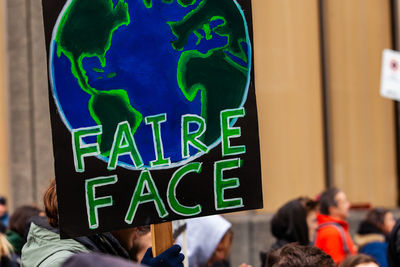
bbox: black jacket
[388,219,400,267]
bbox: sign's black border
[41,0,263,238]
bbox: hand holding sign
[141,244,184,267]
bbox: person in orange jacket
[314,188,357,265]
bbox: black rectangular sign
[42,0,263,238]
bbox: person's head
[112,225,150,256]
[266,243,335,267]
[130,230,152,262]
[340,254,378,267]
[299,197,319,242]
[44,179,143,252]
[43,179,58,227]
[319,188,350,220]
[271,197,318,246]
[111,227,142,253]
[207,228,233,266]
[9,205,42,237]
[0,196,8,218]
[178,215,232,267]
[365,208,395,235]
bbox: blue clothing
[1,212,9,228]
[359,241,388,267]
[356,220,389,267]
[141,245,184,267]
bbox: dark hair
[366,208,389,227]
[340,254,378,267]
[9,205,42,236]
[43,179,59,227]
[267,243,335,267]
[271,197,318,246]
[319,188,340,215]
[299,197,319,214]
[0,197,6,206]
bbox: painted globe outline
[49,0,252,170]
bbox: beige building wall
[322,0,397,207]
[253,0,326,211]
[5,0,53,208]
[0,0,10,201]
[253,0,398,211]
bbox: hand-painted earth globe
[50,0,251,169]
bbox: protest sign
[41,0,263,238]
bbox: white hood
[177,215,232,267]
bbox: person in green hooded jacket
[21,179,185,267]
[21,180,129,267]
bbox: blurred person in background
[314,188,357,265]
[260,197,318,267]
[0,197,9,229]
[340,254,379,267]
[354,208,395,267]
[270,197,318,249]
[6,205,43,256]
[265,243,335,267]
[177,215,250,267]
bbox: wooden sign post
[151,222,173,256]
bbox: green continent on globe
[143,0,196,8]
[178,49,248,146]
[168,0,248,62]
[172,0,249,146]
[89,90,142,155]
[55,0,142,154]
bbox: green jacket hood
[21,223,89,267]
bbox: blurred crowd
[0,182,399,267]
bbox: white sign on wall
[380,49,400,101]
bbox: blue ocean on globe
[50,0,250,169]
